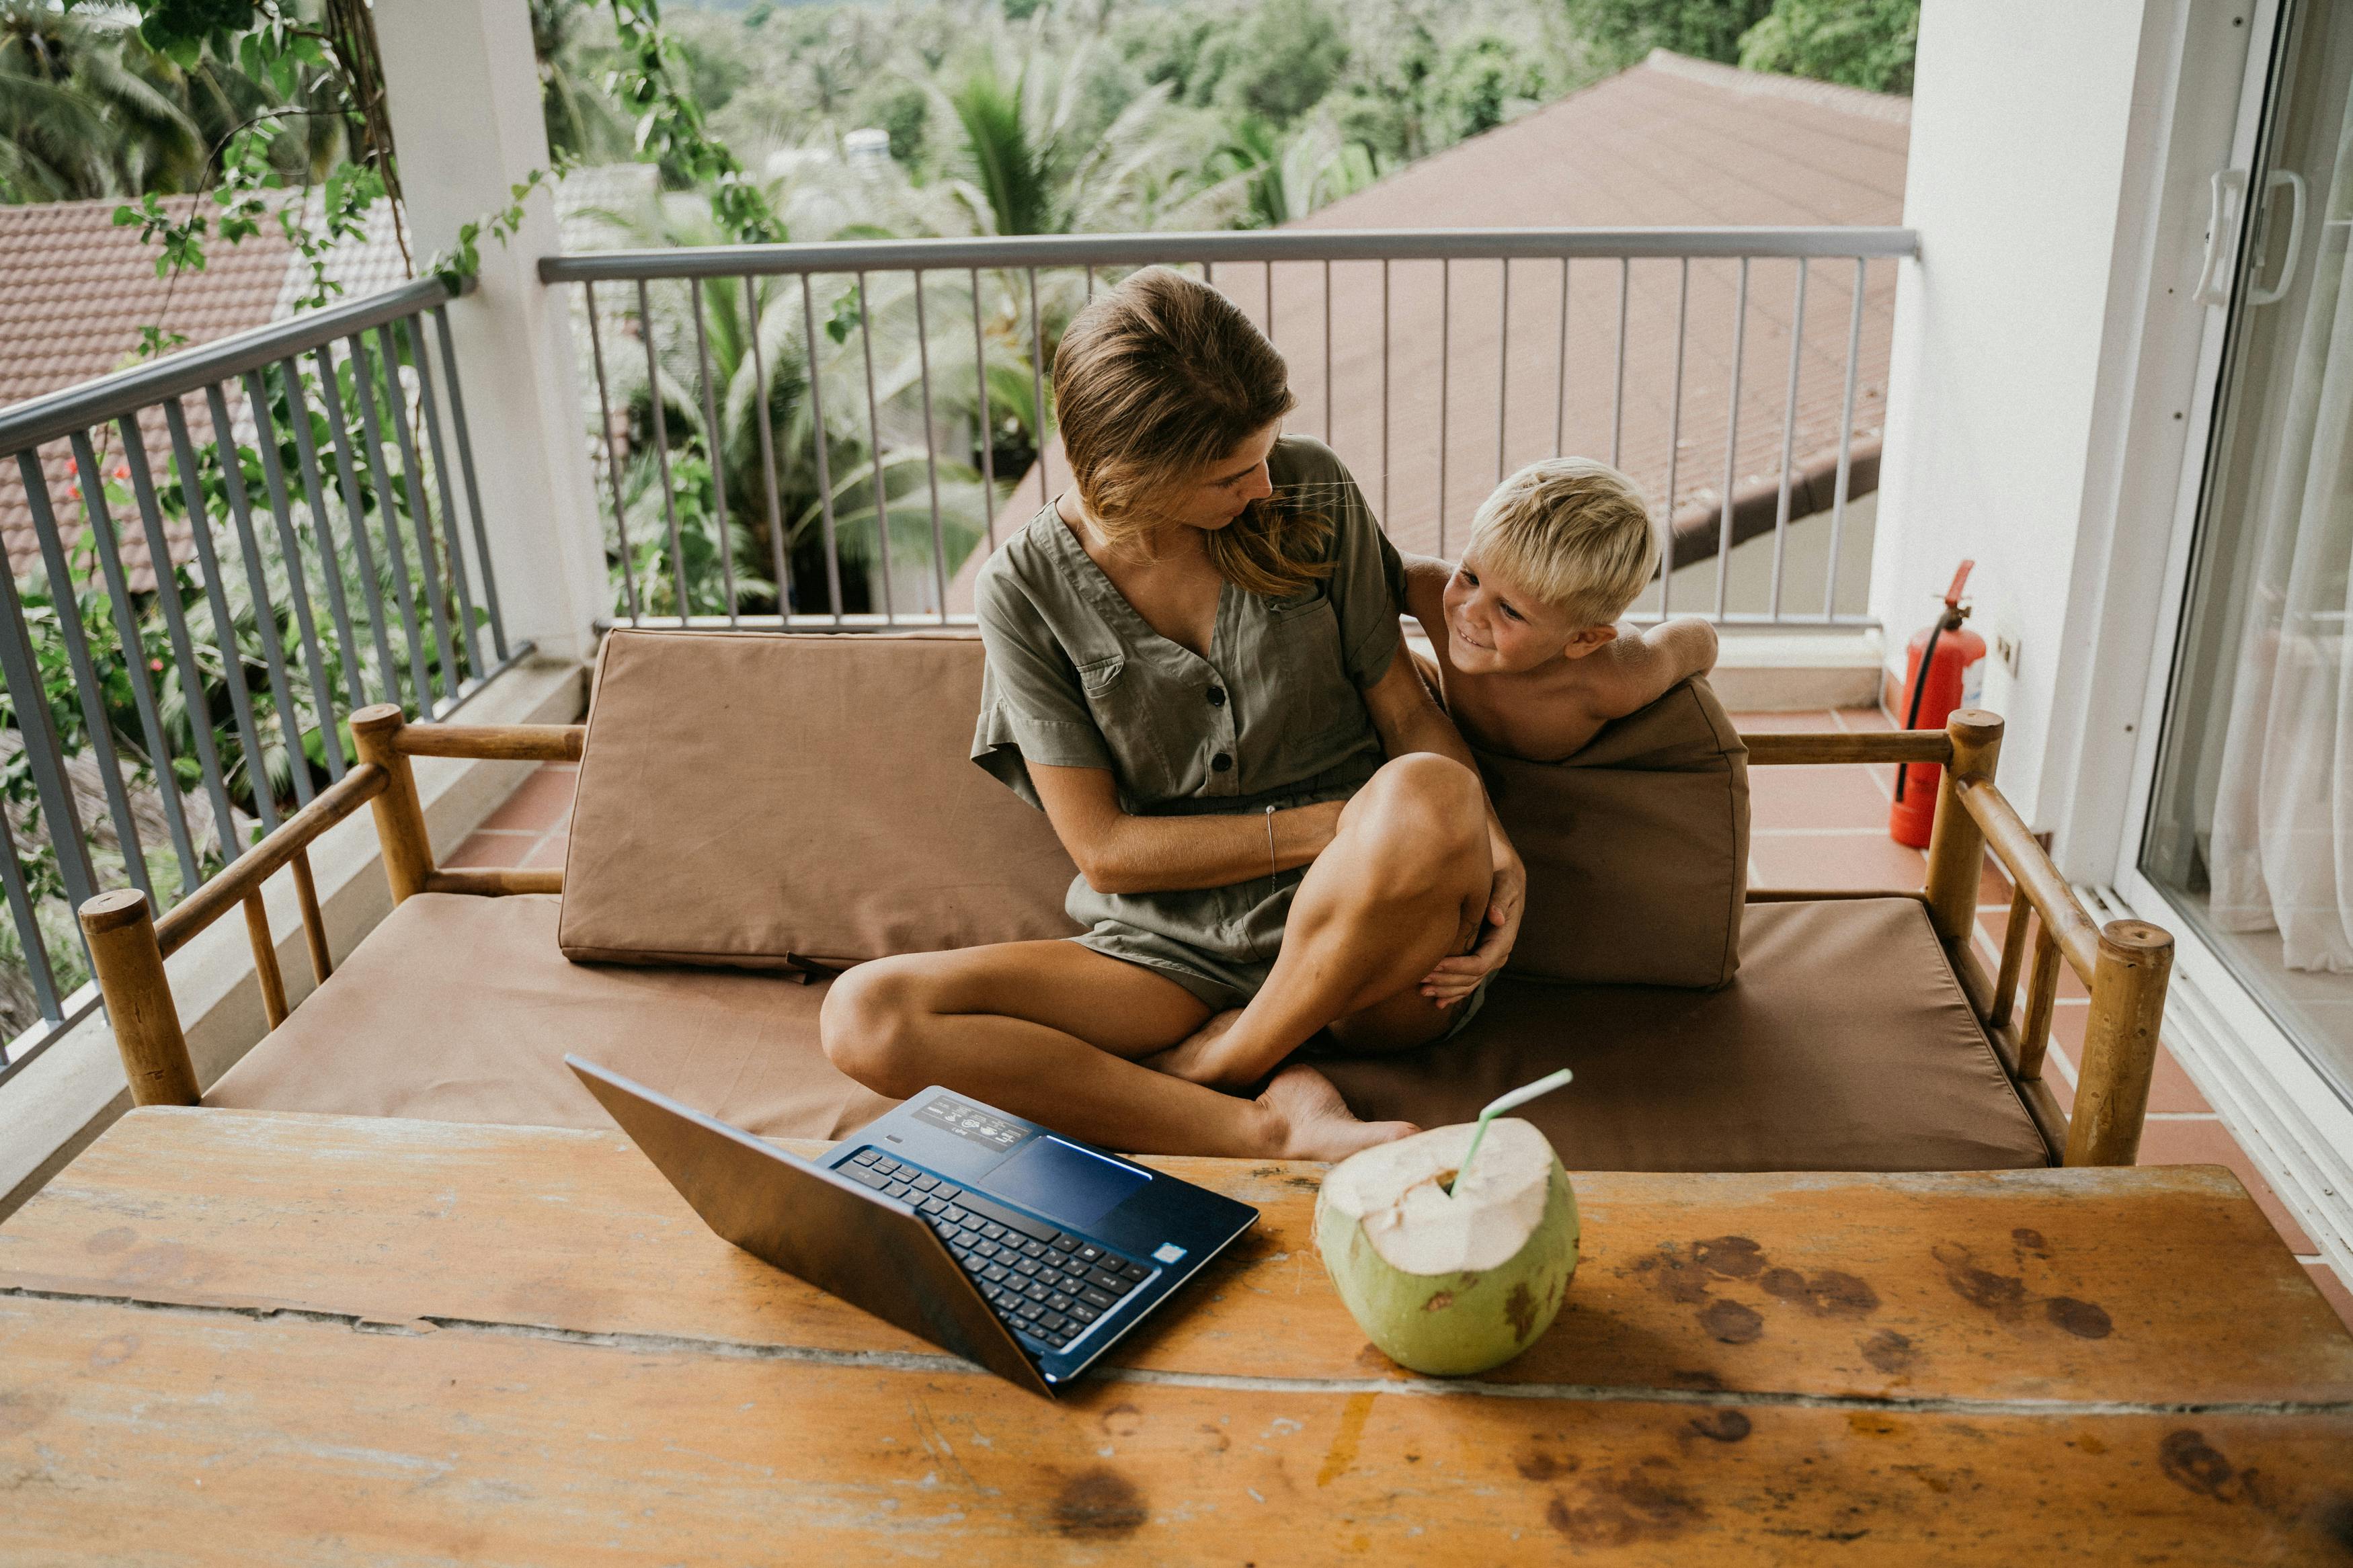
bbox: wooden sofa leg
[2063,919,2175,1167]
[350,704,434,903]
[1925,710,2003,950]
[81,889,198,1107]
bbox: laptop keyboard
[838,1146,1154,1352]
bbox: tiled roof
[973,51,1907,601]
[0,169,639,592]
[0,194,298,588]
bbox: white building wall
[1870,0,2156,837]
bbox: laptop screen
[986,1135,1150,1229]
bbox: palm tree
[0,1,200,201]
[579,173,1002,620]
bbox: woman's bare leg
[1152,752,1491,1087]
[820,940,1418,1159]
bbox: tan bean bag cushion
[1483,676,1749,989]
[557,630,1082,971]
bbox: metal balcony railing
[0,276,520,1084]
[541,226,1915,632]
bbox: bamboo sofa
[79,630,2173,1171]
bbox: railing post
[79,891,199,1107]
[349,706,434,903]
[373,0,607,663]
[1924,709,2002,948]
[2065,920,2173,1167]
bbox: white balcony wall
[1872,0,2243,873]
[374,0,608,665]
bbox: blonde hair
[1466,458,1659,626]
[1052,267,1331,598]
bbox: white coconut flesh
[1320,1118,1553,1276]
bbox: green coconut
[1314,1118,1577,1376]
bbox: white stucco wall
[1871,0,2160,837]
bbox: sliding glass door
[2142,0,2353,1098]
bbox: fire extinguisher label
[1962,655,1986,710]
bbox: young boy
[1398,457,1719,763]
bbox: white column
[374,0,606,665]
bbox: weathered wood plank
[3,1296,2349,1566]
[4,1110,2349,1410]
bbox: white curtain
[2209,106,2353,972]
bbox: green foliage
[604,0,784,242]
[1195,0,1348,127]
[1562,0,1775,72]
[1737,0,1916,95]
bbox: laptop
[567,1057,1259,1397]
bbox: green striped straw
[1448,1069,1574,1196]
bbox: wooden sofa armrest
[80,760,389,1108]
[1740,709,2174,1167]
[80,704,585,1109]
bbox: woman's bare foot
[1145,1007,1248,1087]
[1258,1065,1417,1162]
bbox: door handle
[2249,169,2307,305]
[2192,169,2247,306]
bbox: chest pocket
[1072,651,1181,795]
[1260,592,1369,755]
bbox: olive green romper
[971,435,1490,1033]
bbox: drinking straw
[1449,1069,1574,1196]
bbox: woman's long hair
[1051,267,1332,597]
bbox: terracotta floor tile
[1748,766,1890,831]
[445,830,534,870]
[1749,831,1925,893]
[1730,709,1841,733]
[2135,1117,2315,1255]
[2303,1263,2353,1334]
[478,764,579,833]
[1834,705,1896,732]
[524,833,569,871]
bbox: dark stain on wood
[1687,1409,1752,1444]
[1051,1469,1148,1540]
[1862,1329,1918,1374]
[2011,1227,2050,1257]
[1547,1462,1706,1547]
[1762,1268,1880,1317]
[2043,1296,2113,1339]
[1932,1243,2029,1319]
[1515,1442,1579,1481]
[1700,1299,1764,1344]
[1693,1236,1764,1279]
[1098,1403,1143,1438]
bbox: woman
[822,268,1524,1161]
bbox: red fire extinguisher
[1888,561,1987,848]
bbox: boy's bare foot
[1145,1007,1248,1087]
[1259,1065,1417,1162]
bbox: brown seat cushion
[214,893,2043,1173]
[208,894,897,1139]
[1482,675,1749,989]
[1321,897,2048,1171]
[559,630,1082,971]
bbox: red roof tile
[0,194,296,587]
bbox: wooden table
[3,1109,2350,1563]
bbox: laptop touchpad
[988,1137,1150,1229]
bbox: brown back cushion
[1483,676,1748,989]
[560,630,1082,969]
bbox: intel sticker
[1152,1243,1187,1265]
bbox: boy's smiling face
[1442,543,1617,674]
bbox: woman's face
[1166,421,1281,532]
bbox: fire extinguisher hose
[1892,612,1954,804]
